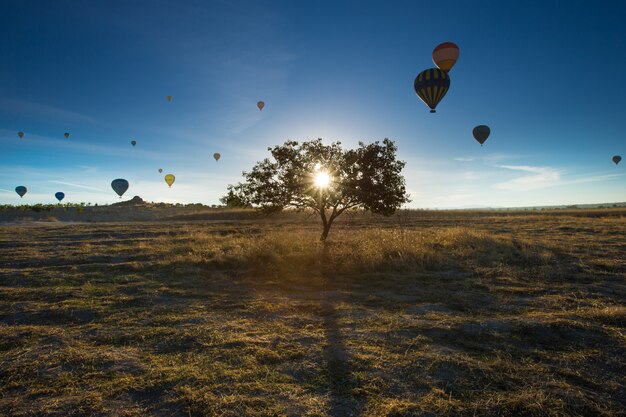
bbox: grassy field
[0,209,625,416]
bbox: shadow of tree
[321,299,364,416]
[319,245,366,417]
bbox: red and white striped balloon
[432,42,460,73]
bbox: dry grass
[0,210,624,416]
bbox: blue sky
[1,0,624,207]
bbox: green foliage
[220,185,252,208]
[31,204,50,213]
[0,203,93,212]
[224,138,410,240]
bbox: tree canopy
[222,138,410,240]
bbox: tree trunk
[320,222,332,242]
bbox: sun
[314,171,331,188]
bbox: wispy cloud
[564,173,624,185]
[225,106,264,135]
[497,165,557,174]
[0,98,97,125]
[2,131,170,162]
[49,180,104,191]
[482,153,521,163]
[76,165,100,174]
[461,171,484,181]
[493,165,624,192]
[437,194,475,202]
[414,193,476,205]
[452,153,525,164]
[493,165,562,191]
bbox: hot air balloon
[414,68,450,113]
[111,179,129,198]
[213,153,221,161]
[17,131,24,139]
[432,42,460,73]
[131,140,136,146]
[472,125,491,146]
[167,96,172,102]
[158,168,163,173]
[15,186,27,198]
[613,155,622,165]
[257,101,265,111]
[55,192,65,202]
[164,174,175,188]
[64,132,70,139]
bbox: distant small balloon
[257,101,265,111]
[164,174,175,187]
[17,131,24,139]
[472,125,491,146]
[213,153,221,161]
[131,140,137,146]
[111,179,129,198]
[64,132,70,139]
[55,192,65,202]
[613,155,622,165]
[158,168,163,173]
[15,186,27,198]
[167,96,172,102]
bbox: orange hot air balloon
[167,95,172,102]
[432,42,460,73]
[257,101,265,111]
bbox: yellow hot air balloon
[167,95,172,102]
[257,101,265,111]
[164,174,175,188]
[213,152,221,161]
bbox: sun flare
[314,171,331,188]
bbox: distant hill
[441,202,626,211]
[494,202,626,211]
[111,196,146,206]
[1,199,625,223]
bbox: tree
[223,138,410,241]
[220,185,252,208]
